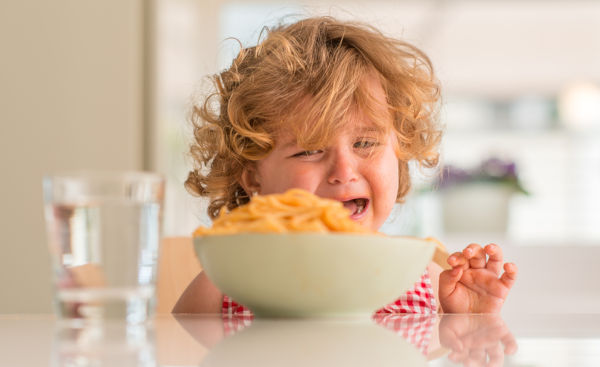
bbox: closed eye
[353,139,379,150]
[290,150,323,158]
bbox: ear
[240,165,261,196]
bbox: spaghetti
[193,189,372,236]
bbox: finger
[472,276,511,301]
[464,326,506,349]
[447,251,469,270]
[484,243,504,276]
[501,332,519,355]
[486,344,505,367]
[443,333,464,353]
[465,328,505,349]
[449,349,469,364]
[438,319,465,351]
[467,349,487,367]
[500,263,518,290]
[464,243,486,269]
[465,357,484,367]
[439,266,464,301]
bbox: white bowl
[193,233,435,317]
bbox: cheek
[258,163,322,194]
[387,163,400,198]
[376,152,400,194]
[371,153,400,214]
[378,170,398,211]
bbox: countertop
[1,312,599,366]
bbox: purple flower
[439,165,471,189]
[480,158,516,179]
[437,157,528,195]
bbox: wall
[0,0,145,313]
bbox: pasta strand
[194,189,372,236]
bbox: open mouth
[342,198,369,218]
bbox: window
[153,1,600,247]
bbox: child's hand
[439,244,517,313]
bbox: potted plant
[437,158,529,233]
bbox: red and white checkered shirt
[222,270,437,317]
[373,270,437,315]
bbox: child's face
[243,78,400,231]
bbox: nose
[327,147,359,185]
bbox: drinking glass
[43,171,165,324]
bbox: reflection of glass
[53,323,156,367]
[43,172,165,324]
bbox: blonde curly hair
[186,16,442,219]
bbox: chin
[358,218,377,231]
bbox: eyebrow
[278,127,381,149]
[279,139,300,151]
[355,127,379,133]
[348,127,381,135]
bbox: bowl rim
[193,232,434,244]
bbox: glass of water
[43,171,165,324]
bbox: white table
[1,312,599,366]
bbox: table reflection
[172,313,516,367]
[43,313,517,366]
[5,312,599,366]
[48,314,519,366]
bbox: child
[174,16,517,315]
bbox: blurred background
[1,0,599,315]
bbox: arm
[427,261,443,313]
[425,237,449,313]
[172,271,223,314]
